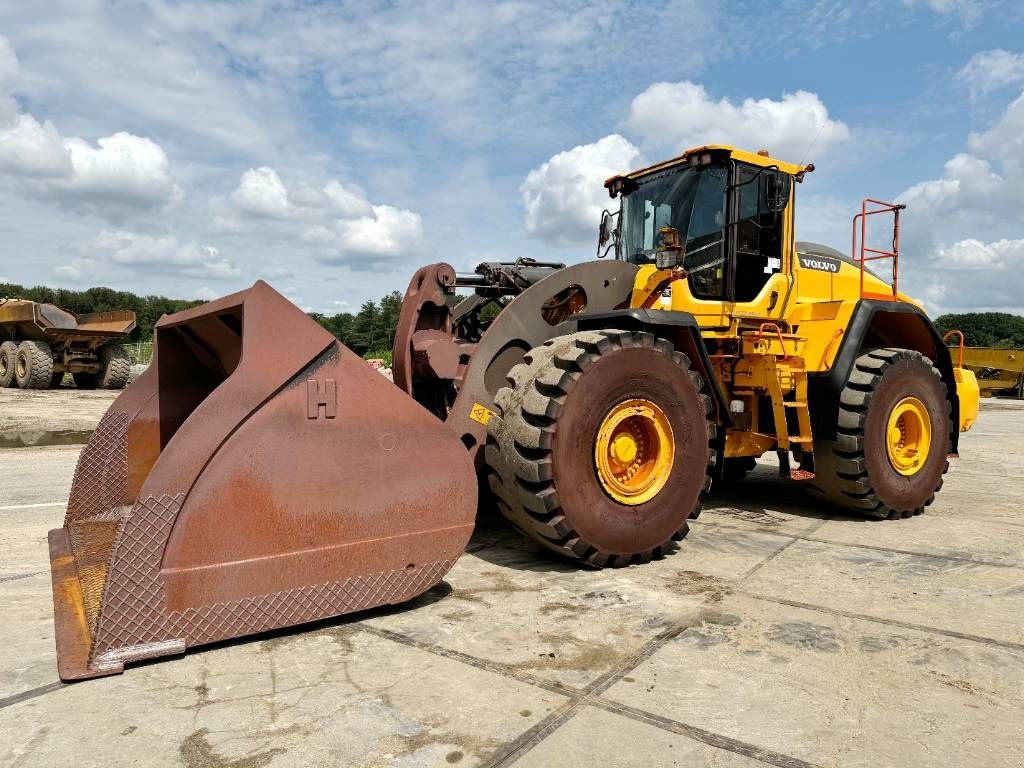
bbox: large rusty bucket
[48,281,476,680]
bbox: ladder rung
[783,401,808,407]
[789,437,814,443]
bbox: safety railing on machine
[852,198,906,301]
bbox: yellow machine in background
[945,336,1024,399]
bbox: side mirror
[597,209,618,258]
[598,210,613,246]
[765,173,791,213]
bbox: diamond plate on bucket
[172,559,452,647]
[65,410,129,525]
[92,494,182,658]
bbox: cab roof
[604,144,810,193]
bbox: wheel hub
[885,396,931,476]
[594,398,674,505]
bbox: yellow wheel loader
[47,144,980,680]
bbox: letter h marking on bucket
[306,378,337,419]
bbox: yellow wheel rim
[885,396,931,476]
[594,398,674,505]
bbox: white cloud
[915,238,1024,314]
[53,257,103,283]
[0,113,69,177]
[957,50,1024,100]
[899,89,1024,242]
[0,35,179,211]
[901,152,1006,221]
[54,133,179,206]
[194,286,218,301]
[902,0,983,26]
[231,166,292,219]
[521,134,644,246]
[897,86,1024,313]
[93,230,240,280]
[625,81,850,163]
[932,238,1017,270]
[320,180,373,219]
[331,205,422,259]
[221,167,422,262]
[0,35,16,95]
[966,89,1024,178]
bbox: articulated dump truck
[48,145,980,680]
[0,298,135,389]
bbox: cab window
[733,164,789,302]
[684,165,728,300]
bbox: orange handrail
[754,322,789,358]
[852,198,906,300]
[821,327,844,369]
[943,329,965,368]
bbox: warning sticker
[469,402,496,425]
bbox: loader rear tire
[97,345,131,389]
[14,340,53,389]
[486,329,716,567]
[0,341,16,387]
[812,348,950,519]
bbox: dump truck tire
[812,348,950,519]
[0,341,16,387]
[97,345,131,389]
[14,340,53,389]
[486,329,715,567]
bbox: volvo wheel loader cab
[49,143,979,681]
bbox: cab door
[665,161,794,328]
[724,162,794,323]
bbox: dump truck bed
[0,299,135,344]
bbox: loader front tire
[486,329,716,567]
[0,341,16,387]
[14,340,53,389]
[812,348,950,519]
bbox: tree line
[933,313,1024,348]
[5,280,1024,354]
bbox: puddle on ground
[0,430,92,448]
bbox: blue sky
[1,0,1023,316]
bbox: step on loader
[48,144,980,680]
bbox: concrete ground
[0,388,118,448]
[1,401,1022,767]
